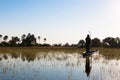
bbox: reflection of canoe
[83,50,99,58]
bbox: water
[0,52,120,80]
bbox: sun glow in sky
[0,0,120,44]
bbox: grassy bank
[0,47,85,54]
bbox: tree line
[0,33,120,48]
[78,37,120,48]
[0,33,48,47]
[0,33,71,47]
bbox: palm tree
[38,36,41,44]
[44,38,46,43]
[0,34,2,43]
[3,35,8,42]
[21,34,26,40]
[10,36,20,46]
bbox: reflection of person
[85,34,91,53]
[85,56,91,77]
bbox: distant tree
[64,43,70,47]
[58,43,62,47]
[1,41,9,46]
[21,34,26,40]
[91,38,101,47]
[110,38,118,47]
[0,34,2,43]
[21,33,37,46]
[42,43,51,47]
[38,36,41,44]
[102,37,110,47]
[102,37,117,48]
[0,34,2,38]
[115,37,120,47]
[44,38,46,43]
[3,35,8,42]
[71,44,77,47]
[21,34,26,46]
[53,43,62,47]
[9,36,20,46]
[78,39,85,48]
[26,33,36,46]
[30,34,37,45]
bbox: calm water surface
[0,52,120,80]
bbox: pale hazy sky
[0,0,120,44]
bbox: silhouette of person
[85,34,91,53]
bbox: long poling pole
[88,30,91,50]
[89,30,91,38]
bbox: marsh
[0,48,120,80]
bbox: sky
[0,0,120,44]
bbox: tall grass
[91,47,120,59]
[0,47,120,59]
[0,47,84,54]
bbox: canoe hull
[82,50,99,58]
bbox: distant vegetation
[78,37,120,48]
[0,33,120,48]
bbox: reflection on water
[85,56,92,77]
[0,52,120,80]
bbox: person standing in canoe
[85,34,91,53]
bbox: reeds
[91,47,120,59]
[0,47,120,59]
[0,47,84,54]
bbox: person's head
[87,34,90,38]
